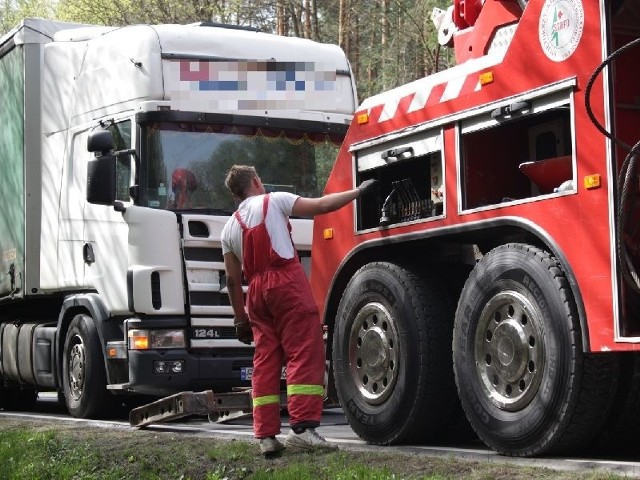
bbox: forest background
[0,0,454,102]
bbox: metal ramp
[129,390,253,428]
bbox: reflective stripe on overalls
[235,193,325,438]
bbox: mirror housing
[87,154,117,205]
[87,130,117,205]
[87,129,115,154]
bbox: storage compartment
[355,130,444,230]
[613,3,640,336]
[460,90,574,210]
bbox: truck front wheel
[453,243,618,456]
[333,262,457,444]
[62,314,111,418]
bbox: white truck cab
[0,18,357,417]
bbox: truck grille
[181,215,244,349]
[180,214,310,349]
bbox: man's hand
[357,179,378,196]
[234,318,253,345]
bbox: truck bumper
[108,349,253,396]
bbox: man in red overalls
[221,165,376,457]
[170,168,198,208]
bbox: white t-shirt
[221,192,299,264]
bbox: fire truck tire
[595,352,640,452]
[453,243,618,456]
[333,262,457,444]
[62,313,112,419]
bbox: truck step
[129,390,252,428]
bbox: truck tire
[333,262,457,444]
[453,243,618,456]
[62,314,112,418]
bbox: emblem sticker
[539,0,584,62]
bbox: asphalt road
[2,393,640,478]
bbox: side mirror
[87,154,116,205]
[87,129,117,206]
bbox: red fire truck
[311,0,640,457]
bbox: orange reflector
[107,348,117,358]
[323,228,334,240]
[357,112,369,125]
[584,174,601,189]
[479,71,494,86]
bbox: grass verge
[0,417,630,480]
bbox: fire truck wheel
[62,314,111,419]
[333,261,457,444]
[453,243,618,456]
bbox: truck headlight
[128,329,186,349]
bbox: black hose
[585,36,640,150]
[585,36,640,292]
[617,141,640,293]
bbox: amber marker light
[357,112,369,124]
[107,347,117,358]
[323,228,334,240]
[479,71,494,86]
[128,330,150,350]
[584,174,601,189]
[133,336,149,349]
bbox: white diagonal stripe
[440,75,466,102]
[407,84,434,113]
[378,98,401,122]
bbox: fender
[55,293,122,384]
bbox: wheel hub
[492,319,528,382]
[348,302,399,405]
[68,338,86,400]
[474,290,545,411]
[361,326,389,379]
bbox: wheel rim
[67,335,86,401]
[474,290,545,411]
[348,302,399,405]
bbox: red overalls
[235,194,325,438]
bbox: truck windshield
[139,122,342,214]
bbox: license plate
[241,366,286,381]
